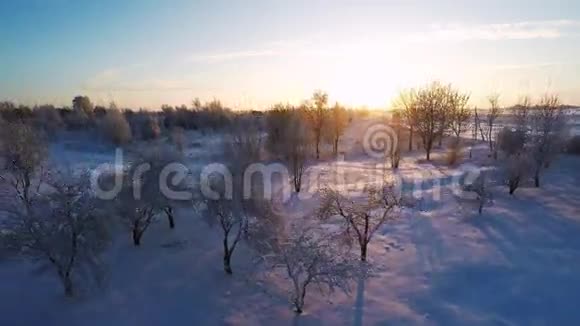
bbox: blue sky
[1,0,580,109]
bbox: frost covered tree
[266,107,311,192]
[100,108,132,145]
[114,147,187,243]
[142,147,187,229]
[530,95,566,187]
[448,90,471,139]
[201,184,247,274]
[462,172,493,214]
[483,94,502,157]
[0,122,47,210]
[226,114,263,165]
[305,91,328,159]
[393,89,417,151]
[265,103,294,158]
[285,112,311,193]
[390,110,403,169]
[265,225,358,314]
[328,102,349,156]
[409,82,453,160]
[200,175,258,275]
[318,185,402,261]
[1,170,109,297]
[504,153,532,195]
[116,175,158,246]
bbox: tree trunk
[132,228,142,246]
[315,133,320,159]
[534,171,540,188]
[293,287,306,314]
[509,180,518,195]
[223,237,233,274]
[165,207,175,229]
[478,202,483,215]
[408,127,413,151]
[294,176,301,193]
[223,253,233,274]
[62,274,73,297]
[333,138,339,156]
[360,244,367,262]
[294,299,304,314]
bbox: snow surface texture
[1,121,580,325]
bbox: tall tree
[530,95,566,187]
[306,91,328,159]
[328,102,348,156]
[393,89,417,151]
[483,94,502,157]
[449,90,471,138]
[409,82,452,160]
[319,185,402,261]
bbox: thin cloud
[188,49,278,63]
[409,20,580,42]
[82,67,196,92]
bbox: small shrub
[100,110,132,145]
[141,116,161,140]
[497,127,526,156]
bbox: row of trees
[0,114,406,314]
[459,95,567,216]
[264,92,350,192]
[0,96,233,147]
[497,95,567,193]
[393,82,471,160]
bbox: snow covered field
[1,119,580,325]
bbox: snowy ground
[2,119,580,325]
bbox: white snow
[2,119,580,325]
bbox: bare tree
[100,108,132,145]
[328,102,348,156]
[390,110,403,168]
[114,148,183,246]
[530,95,566,187]
[138,147,187,229]
[483,94,502,157]
[318,185,402,261]
[504,153,532,195]
[227,114,263,165]
[496,127,526,157]
[33,105,64,137]
[265,225,358,314]
[393,89,417,151]
[200,178,248,275]
[1,169,109,297]
[0,122,47,211]
[449,90,471,139]
[462,172,493,214]
[116,177,157,246]
[305,91,328,159]
[513,96,532,134]
[410,82,452,160]
[265,103,294,158]
[266,106,310,192]
[285,112,311,193]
